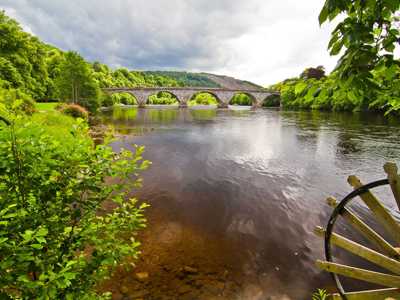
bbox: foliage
[188,93,218,105]
[0,86,36,115]
[318,0,400,113]
[55,51,101,113]
[300,66,326,80]
[271,63,400,114]
[148,92,178,105]
[0,110,150,299]
[312,289,328,300]
[58,103,89,119]
[230,93,252,106]
[35,102,59,111]
[143,71,220,87]
[101,93,137,107]
[0,11,48,100]
[0,11,182,111]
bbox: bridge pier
[138,102,146,108]
[217,103,229,109]
[179,103,188,108]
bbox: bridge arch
[102,87,279,109]
[146,91,180,106]
[229,92,255,106]
[103,91,138,107]
[262,94,281,107]
[189,91,220,106]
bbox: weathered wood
[330,288,400,300]
[326,197,399,258]
[314,226,400,275]
[347,175,400,244]
[384,162,400,211]
[316,260,400,288]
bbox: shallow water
[101,106,400,300]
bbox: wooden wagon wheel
[316,162,400,300]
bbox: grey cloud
[1,0,261,70]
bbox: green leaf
[319,4,329,25]
[36,227,48,237]
[294,82,308,95]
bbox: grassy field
[36,102,58,111]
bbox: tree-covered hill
[143,71,263,90]
[0,11,180,103]
[143,71,220,88]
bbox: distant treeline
[0,11,181,111]
[270,65,400,115]
[143,71,220,88]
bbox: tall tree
[55,51,100,112]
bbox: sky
[0,0,340,86]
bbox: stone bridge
[102,87,279,108]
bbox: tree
[0,11,48,100]
[55,51,100,112]
[300,66,326,80]
[319,0,400,90]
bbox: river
[99,106,400,300]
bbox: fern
[312,289,328,300]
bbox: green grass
[36,102,58,111]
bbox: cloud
[0,0,339,85]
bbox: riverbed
[100,106,400,300]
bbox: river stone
[135,272,149,281]
[177,284,192,295]
[129,289,149,298]
[183,266,198,274]
[120,285,129,294]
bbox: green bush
[58,103,89,119]
[0,112,150,299]
[0,87,37,115]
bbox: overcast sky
[1,0,339,86]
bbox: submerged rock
[135,272,149,281]
[183,266,198,274]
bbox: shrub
[0,87,37,115]
[0,113,150,299]
[58,103,89,119]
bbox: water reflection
[103,107,400,299]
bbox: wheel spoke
[331,288,400,300]
[315,226,400,275]
[347,175,400,244]
[316,260,400,288]
[326,196,399,258]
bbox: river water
[100,106,400,300]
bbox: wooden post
[316,260,400,288]
[384,162,400,211]
[314,227,400,275]
[330,288,400,300]
[326,197,399,258]
[348,175,400,244]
